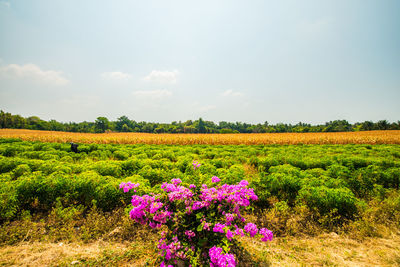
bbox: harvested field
[1,129,400,145]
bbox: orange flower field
[1,129,399,145]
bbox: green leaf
[195,212,203,219]
[197,224,203,232]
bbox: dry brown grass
[1,234,399,266]
[244,232,400,266]
[0,240,154,266]
[1,129,400,145]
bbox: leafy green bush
[91,161,122,177]
[0,183,18,220]
[12,164,31,178]
[262,172,302,204]
[113,150,129,160]
[297,186,358,219]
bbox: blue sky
[0,0,399,124]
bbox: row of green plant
[0,138,399,229]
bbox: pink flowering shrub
[121,162,273,267]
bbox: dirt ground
[1,233,400,266]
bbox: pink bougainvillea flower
[211,176,221,183]
[192,160,201,170]
[213,223,226,233]
[119,182,140,193]
[244,223,258,237]
[209,246,236,267]
[171,178,182,185]
[259,228,273,242]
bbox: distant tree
[142,123,155,133]
[26,116,48,130]
[0,111,12,128]
[12,115,27,129]
[116,116,132,131]
[197,118,206,133]
[377,120,389,130]
[360,121,374,131]
[220,128,239,134]
[77,121,94,133]
[184,126,196,133]
[49,119,65,131]
[390,121,400,130]
[121,124,131,132]
[184,120,193,126]
[67,122,79,132]
[95,117,110,133]
[169,125,184,133]
[275,123,288,133]
[324,120,352,132]
[0,109,398,134]
[154,126,166,133]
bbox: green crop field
[1,138,399,223]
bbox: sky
[0,0,399,124]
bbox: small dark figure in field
[70,142,79,153]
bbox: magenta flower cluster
[129,193,171,228]
[120,161,273,266]
[119,181,140,193]
[244,223,258,237]
[209,246,236,267]
[211,176,221,183]
[259,228,274,242]
[158,236,185,262]
[192,160,201,170]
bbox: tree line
[0,110,399,134]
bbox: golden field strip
[1,129,400,145]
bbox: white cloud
[199,105,217,112]
[221,89,244,97]
[132,89,172,99]
[143,70,179,84]
[101,71,131,81]
[60,94,100,108]
[0,1,10,8]
[0,63,69,86]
